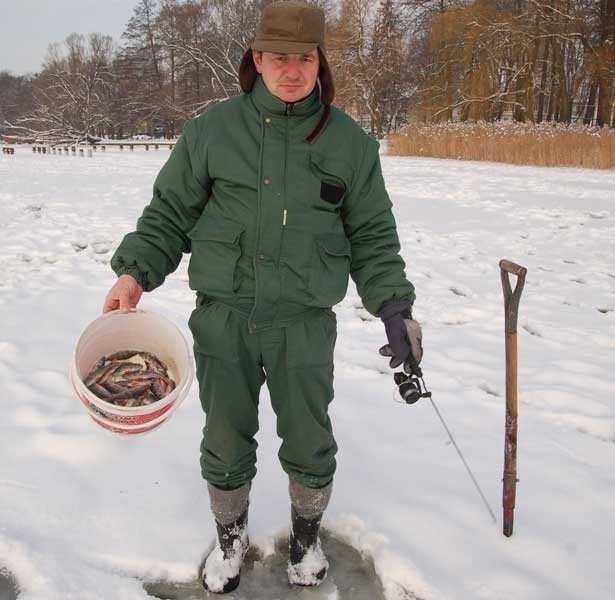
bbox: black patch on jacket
[320,181,345,204]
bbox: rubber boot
[287,505,328,586]
[201,509,249,594]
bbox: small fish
[142,352,168,375]
[151,379,166,399]
[103,381,132,395]
[88,382,113,399]
[83,350,175,406]
[83,357,108,386]
[109,383,152,401]
[106,350,139,361]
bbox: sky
[0,0,140,75]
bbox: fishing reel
[394,367,432,404]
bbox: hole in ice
[142,530,415,600]
[0,568,19,600]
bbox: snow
[0,148,614,600]
[202,527,248,593]
[287,538,328,586]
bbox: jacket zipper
[279,103,294,266]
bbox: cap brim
[252,40,319,54]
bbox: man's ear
[252,50,263,74]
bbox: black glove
[378,301,423,374]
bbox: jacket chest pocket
[308,234,352,308]
[187,218,244,297]
[308,152,354,210]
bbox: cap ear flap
[239,48,258,93]
[317,48,335,106]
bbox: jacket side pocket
[187,218,244,297]
[308,234,352,307]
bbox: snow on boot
[201,509,249,594]
[287,505,328,586]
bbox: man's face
[252,49,320,104]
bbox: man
[103,1,421,594]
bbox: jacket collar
[250,75,322,118]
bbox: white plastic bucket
[70,309,193,435]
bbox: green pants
[188,301,338,490]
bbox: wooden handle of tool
[499,258,526,538]
[500,259,527,334]
[500,259,527,280]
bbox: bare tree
[6,33,116,143]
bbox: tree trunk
[597,79,613,127]
[584,81,598,125]
[536,39,550,123]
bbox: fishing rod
[394,366,497,525]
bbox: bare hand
[103,274,144,314]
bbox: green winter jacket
[111,76,415,331]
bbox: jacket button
[259,254,266,261]
[265,117,272,124]
[263,178,271,185]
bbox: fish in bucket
[70,309,193,435]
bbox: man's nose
[285,59,301,79]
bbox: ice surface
[143,530,398,600]
[0,148,614,600]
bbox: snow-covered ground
[0,147,613,600]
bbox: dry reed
[386,122,615,169]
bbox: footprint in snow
[71,242,88,252]
[478,383,500,397]
[443,318,468,326]
[597,308,613,314]
[522,323,542,337]
[91,241,112,254]
[355,307,376,322]
[449,286,467,297]
[588,211,608,220]
[570,278,585,285]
